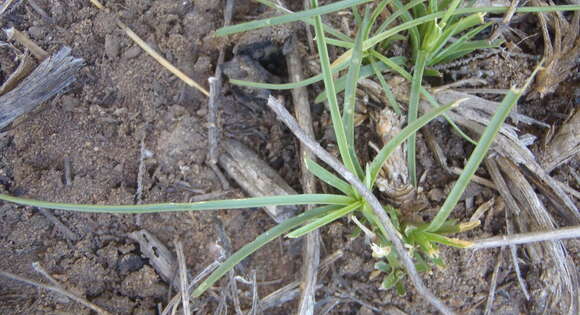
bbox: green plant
[0,0,577,308]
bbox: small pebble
[118,254,144,274]
[105,34,120,59]
[428,187,444,202]
[28,26,45,39]
[61,95,80,112]
[122,46,141,60]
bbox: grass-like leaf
[314,57,406,103]
[425,64,543,232]
[369,56,401,114]
[231,59,349,90]
[255,0,353,42]
[305,158,354,196]
[342,6,370,151]
[215,0,372,36]
[368,97,463,186]
[192,204,342,297]
[0,193,353,214]
[406,50,428,186]
[287,201,362,238]
[311,0,357,175]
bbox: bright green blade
[370,49,477,145]
[216,0,373,36]
[342,6,370,150]
[364,5,580,51]
[255,0,353,42]
[192,204,342,297]
[426,64,543,232]
[369,56,401,114]
[287,202,362,238]
[311,0,357,175]
[406,50,428,186]
[305,158,354,196]
[0,193,353,214]
[429,21,493,66]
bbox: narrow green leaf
[192,204,341,297]
[369,98,460,186]
[342,6,370,161]
[429,21,494,66]
[370,49,477,145]
[423,232,473,248]
[287,202,362,238]
[407,50,429,187]
[311,0,358,175]
[0,193,353,214]
[425,64,543,232]
[255,0,353,42]
[314,57,406,103]
[433,39,503,65]
[364,5,580,51]
[231,59,349,90]
[305,158,354,196]
[216,0,373,36]
[369,56,401,114]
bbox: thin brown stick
[483,248,503,315]
[266,96,453,315]
[471,225,580,249]
[4,27,49,60]
[37,208,79,242]
[174,240,190,315]
[88,0,208,96]
[206,0,234,190]
[260,250,343,311]
[286,37,321,315]
[0,269,111,315]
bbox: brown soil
[0,1,577,314]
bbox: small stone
[122,46,141,60]
[61,95,80,112]
[428,188,444,202]
[196,107,207,117]
[28,26,45,39]
[118,254,145,274]
[105,34,120,59]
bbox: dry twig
[266,96,453,315]
[0,267,110,314]
[285,36,321,315]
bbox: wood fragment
[286,36,321,315]
[173,240,190,315]
[541,110,579,172]
[128,230,176,284]
[0,47,83,129]
[218,138,298,223]
[0,52,36,96]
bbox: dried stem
[0,268,111,314]
[174,240,191,315]
[266,96,453,315]
[286,37,321,315]
[471,225,580,249]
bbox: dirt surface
[0,1,577,314]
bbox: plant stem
[266,96,454,315]
[471,225,580,249]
